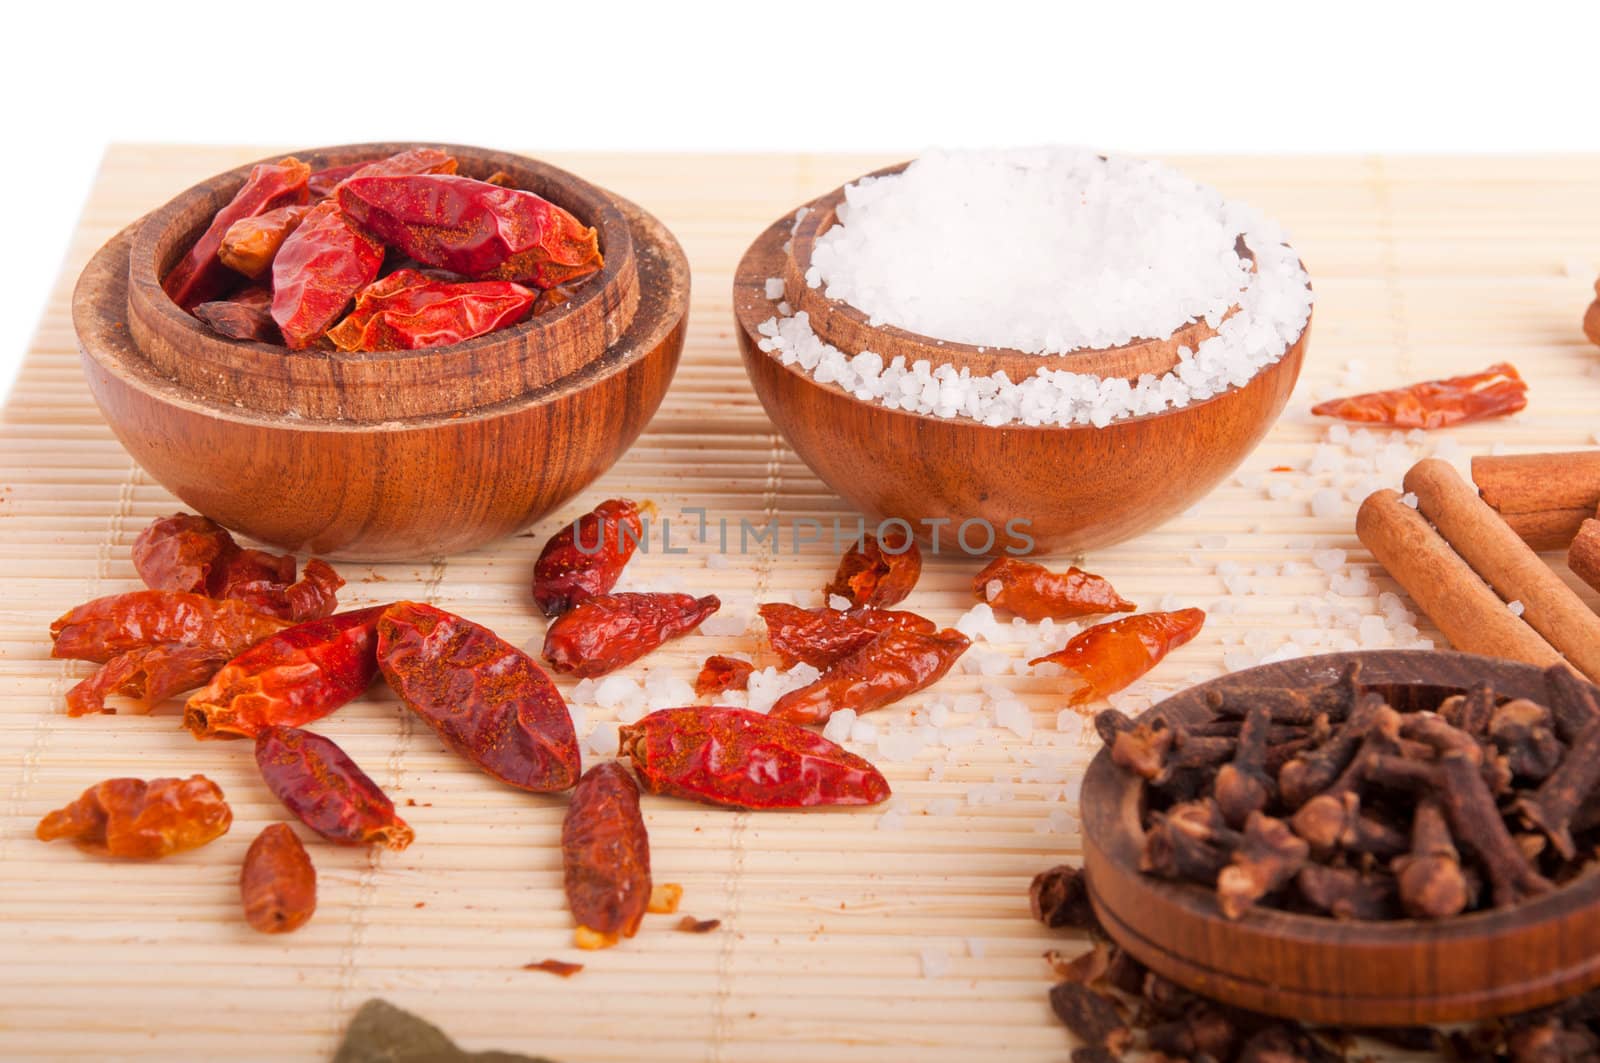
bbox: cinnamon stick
[1405,459,1600,683]
[1472,451,1600,550]
[1356,489,1565,670]
[1570,517,1600,596]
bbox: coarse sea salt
[757,147,1311,429]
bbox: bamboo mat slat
[1,146,1599,1062]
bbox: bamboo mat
[3,147,1600,1063]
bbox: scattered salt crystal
[850,718,879,744]
[1199,535,1228,550]
[1312,549,1347,573]
[920,947,951,979]
[877,808,905,832]
[984,579,1003,601]
[823,709,858,744]
[763,276,785,300]
[827,594,852,611]
[1358,616,1392,648]
[1400,492,1419,509]
[584,722,620,756]
[993,700,1033,740]
[700,611,751,637]
[570,677,599,705]
[1223,649,1259,672]
[1055,709,1082,735]
[1260,642,1305,664]
[878,730,928,762]
[745,662,822,714]
[1508,600,1526,617]
[567,704,588,736]
[1310,488,1343,520]
[595,675,642,710]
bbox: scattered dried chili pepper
[163,157,311,309]
[184,606,385,739]
[240,822,317,933]
[377,602,580,792]
[1030,608,1206,706]
[36,775,232,858]
[132,512,344,621]
[307,149,458,200]
[270,199,386,349]
[646,882,683,913]
[676,916,721,933]
[619,706,891,809]
[542,592,720,678]
[326,269,536,353]
[758,602,937,670]
[66,644,231,717]
[338,174,603,288]
[562,762,651,950]
[695,655,754,697]
[306,162,367,199]
[193,286,278,342]
[769,627,971,726]
[219,203,312,279]
[1310,362,1528,429]
[531,498,646,618]
[51,590,291,663]
[523,959,583,977]
[254,725,413,849]
[972,557,1134,621]
[825,528,921,608]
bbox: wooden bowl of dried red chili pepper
[1079,649,1600,1027]
[733,164,1308,555]
[72,142,688,561]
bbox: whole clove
[1031,864,1099,930]
[1216,812,1309,919]
[1048,982,1132,1056]
[1517,711,1600,860]
[1489,698,1565,782]
[1392,796,1470,918]
[1215,705,1275,826]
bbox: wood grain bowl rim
[125,140,638,414]
[734,205,1313,434]
[76,186,690,434]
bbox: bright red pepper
[184,606,385,739]
[307,149,458,200]
[65,644,231,717]
[192,286,278,342]
[163,157,310,310]
[254,725,413,849]
[695,655,754,697]
[1311,363,1528,429]
[562,762,651,949]
[270,199,385,349]
[759,602,937,669]
[532,499,647,617]
[826,529,922,608]
[240,823,317,934]
[132,513,344,621]
[51,591,291,663]
[1029,608,1207,706]
[219,203,312,279]
[307,162,367,199]
[36,775,232,858]
[620,706,891,809]
[326,269,536,352]
[376,602,580,792]
[973,557,1135,621]
[337,174,603,287]
[768,628,971,726]
[543,592,721,678]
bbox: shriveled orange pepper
[240,823,317,934]
[768,627,971,726]
[826,529,921,608]
[1030,608,1206,706]
[973,557,1135,621]
[1311,363,1527,429]
[162,157,310,309]
[36,775,232,858]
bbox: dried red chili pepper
[240,823,317,933]
[132,513,344,621]
[972,557,1135,621]
[532,499,647,617]
[338,174,603,287]
[825,529,922,608]
[326,269,537,352]
[254,725,413,849]
[219,203,312,279]
[193,286,278,342]
[543,592,721,678]
[66,644,231,717]
[562,762,651,950]
[695,655,754,697]
[306,149,458,200]
[768,627,971,726]
[51,591,291,663]
[184,606,385,739]
[377,602,580,792]
[759,601,937,669]
[270,199,385,349]
[620,706,891,809]
[36,775,232,858]
[1029,608,1207,706]
[1310,363,1528,429]
[163,157,310,310]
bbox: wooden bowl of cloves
[1080,649,1600,1027]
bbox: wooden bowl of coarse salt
[734,149,1311,555]
[73,142,688,561]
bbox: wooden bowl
[734,164,1308,555]
[72,143,688,561]
[1081,650,1600,1026]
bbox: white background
[3,1,1597,405]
